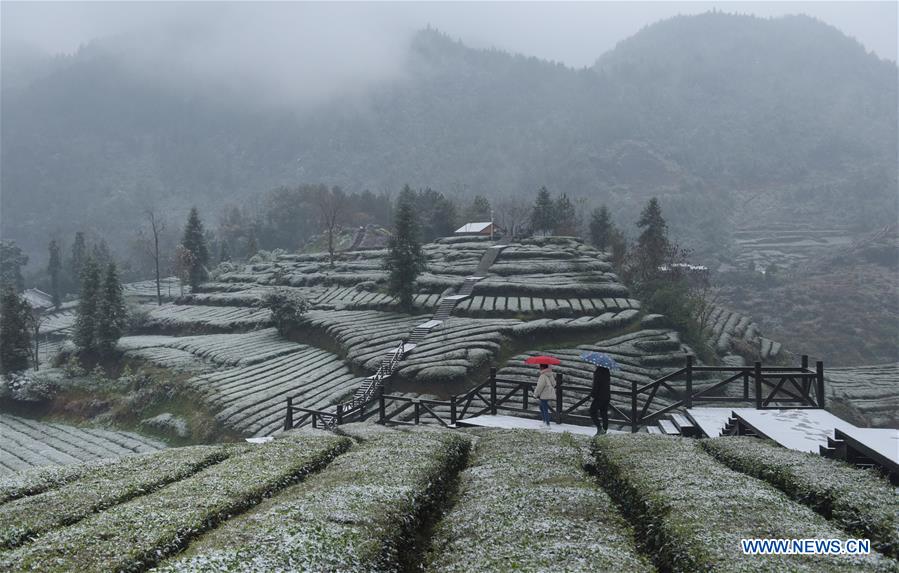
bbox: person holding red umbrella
[526,355,561,427]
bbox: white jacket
[534,369,557,400]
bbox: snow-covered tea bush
[426,429,650,572]
[0,434,350,572]
[702,436,899,559]
[592,434,897,572]
[0,445,230,548]
[155,426,469,572]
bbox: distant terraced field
[118,329,364,437]
[0,414,166,475]
[826,364,899,428]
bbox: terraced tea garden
[0,414,166,475]
[1,427,895,572]
[826,364,899,428]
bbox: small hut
[454,222,498,237]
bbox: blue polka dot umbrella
[580,351,620,370]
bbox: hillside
[2,12,896,262]
[1,427,896,571]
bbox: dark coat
[592,367,611,403]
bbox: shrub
[702,437,899,559]
[592,434,896,572]
[156,427,469,572]
[427,429,651,572]
[260,289,309,336]
[1,435,350,572]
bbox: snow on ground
[733,408,859,453]
[836,426,899,464]
[459,414,624,436]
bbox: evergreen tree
[96,262,127,355]
[74,257,101,352]
[430,194,458,238]
[465,195,492,222]
[384,185,426,311]
[180,207,209,289]
[0,241,28,292]
[48,240,62,307]
[530,186,556,236]
[554,193,579,236]
[636,197,671,272]
[71,232,86,284]
[219,241,231,263]
[589,206,613,250]
[92,239,112,267]
[0,286,32,373]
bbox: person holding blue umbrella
[581,352,619,435]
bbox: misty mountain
[2,12,896,264]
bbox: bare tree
[316,186,347,267]
[27,307,47,371]
[137,210,166,305]
[495,196,530,238]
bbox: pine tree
[48,240,62,308]
[96,262,127,355]
[219,241,231,263]
[430,195,458,238]
[71,232,86,285]
[180,207,209,289]
[0,286,32,373]
[554,193,579,236]
[385,185,426,311]
[92,239,111,267]
[636,197,670,272]
[0,241,28,292]
[465,195,492,222]
[530,187,556,236]
[74,257,101,352]
[589,206,613,250]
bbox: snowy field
[1,428,894,571]
[0,414,166,475]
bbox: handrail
[376,355,825,434]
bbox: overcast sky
[4,1,897,66]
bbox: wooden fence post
[555,372,563,425]
[801,354,809,370]
[685,355,693,409]
[335,404,343,426]
[754,362,763,409]
[490,367,498,416]
[450,395,457,426]
[414,400,420,424]
[742,371,749,401]
[283,396,293,432]
[631,378,638,433]
[816,361,825,408]
[378,386,386,424]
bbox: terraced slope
[189,345,367,437]
[140,303,272,333]
[0,414,166,475]
[593,434,897,572]
[706,304,784,362]
[426,429,651,572]
[826,364,899,427]
[301,310,519,381]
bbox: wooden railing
[376,356,825,432]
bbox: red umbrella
[524,355,561,366]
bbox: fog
[3,2,896,110]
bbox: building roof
[22,288,54,310]
[454,222,493,234]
